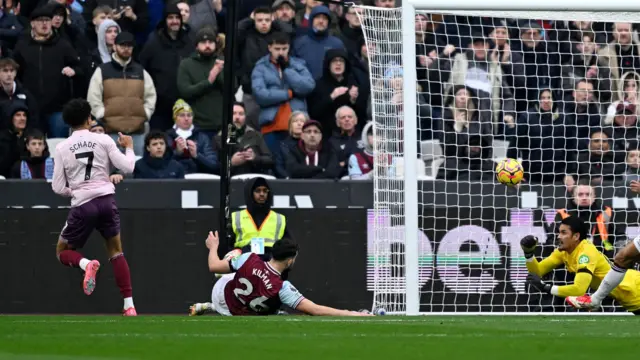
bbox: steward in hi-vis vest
[231,177,289,259]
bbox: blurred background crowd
[0,0,637,186]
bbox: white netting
[359,6,640,314]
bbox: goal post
[358,2,640,315]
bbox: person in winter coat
[140,3,195,131]
[292,6,344,80]
[506,88,576,183]
[176,27,225,138]
[95,19,120,65]
[165,99,218,174]
[307,49,366,136]
[284,119,341,179]
[0,3,24,50]
[133,130,185,179]
[604,71,640,125]
[236,6,294,130]
[213,102,274,176]
[328,105,361,177]
[0,102,29,177]
[274,110,307,178]
[348,122,394,180]
[251,31,315,158]
[10,128,54,180]
[565,129,626,188]
[0,58,38,131]
[13,6,81,137]
[82,0,148,36]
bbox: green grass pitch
[0,316,637,360]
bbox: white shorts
[211,273,234,316]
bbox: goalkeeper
[521,216,640,313]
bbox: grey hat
[272,0,295,9]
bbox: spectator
[446,32,516,134]
[214,102,273,176]
[605,102,640,151]
[307,49,366,136]
[604,71,640,125]
[83,0,148,36]
[89,118,105,134]
[237,6,294,130]
[0,58,38,130]
[348,122,393,180]
[562,79,602,150]
[561,32,611,104]
[555,20,608,65]
[176,27,225,138]
[13,6,81,136]
[0,102,28,177]
[0,1,23,51]
[292,5,344,80]
[274,110,307,178]
[293,0,339,37]
[284,119,340,179]
[328,106,361,177]
[441,90,493,182]
[96,19,120,65]
[338,5,363,58]
[188,0,221,34]
[374,0,396,8]
[624,142,640,185]
[565,130,625,188]
[10,128,54,179]
[87,31,157,155]
[140,3,195,131]
[133,130,185,179]
[166,99,218,174]
[176,0,190,24]
[507,88,575,183]
[272,0,295,26]
[511,21,561,113]
[251,31,315,158]
[599,22,640,96]
[50,0,85,36]
[86,5,112,50]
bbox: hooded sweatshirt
[97,19,121,64]
[0,102,29,177]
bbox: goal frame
[393,1,640,316]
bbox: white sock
[79,258,91,271]
[592,266,627,303]
[124,297,134,309]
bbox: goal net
[358,5,640,314]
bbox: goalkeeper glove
[520,235,538,259]
[526,273,552,294]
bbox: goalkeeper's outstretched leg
[567,236,640,311]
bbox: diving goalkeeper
[522,216,640,313]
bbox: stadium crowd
[0,0,638,184]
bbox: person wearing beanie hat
[177,26,225,138]
[139,2,194,131]
[284,119,341,179]
[165,98,219,174]
[292,5,345,80]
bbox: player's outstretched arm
[295,299,371,316]
[526,271,592,297]
[106,133,136,174]
[205,231,232,274]
[521,235,562,276]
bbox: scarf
[298,140,321,166]
[174,125,194,140]
[20,158,54,180]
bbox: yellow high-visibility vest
[231,209,286,249]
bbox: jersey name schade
[224,254,284,315]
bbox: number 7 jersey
[223,253,305,315]
[51,129,136,207]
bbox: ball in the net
[495,158,524,186]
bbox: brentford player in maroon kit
[199,231,371,316]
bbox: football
[495,158,524,186]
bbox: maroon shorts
[60,194,120,249]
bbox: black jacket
[307,49,367,137]
[140,7,194,129]
[12,32,80,116]
[0,81,39,131]
[0,102,29,177]
[284,140,341,179]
